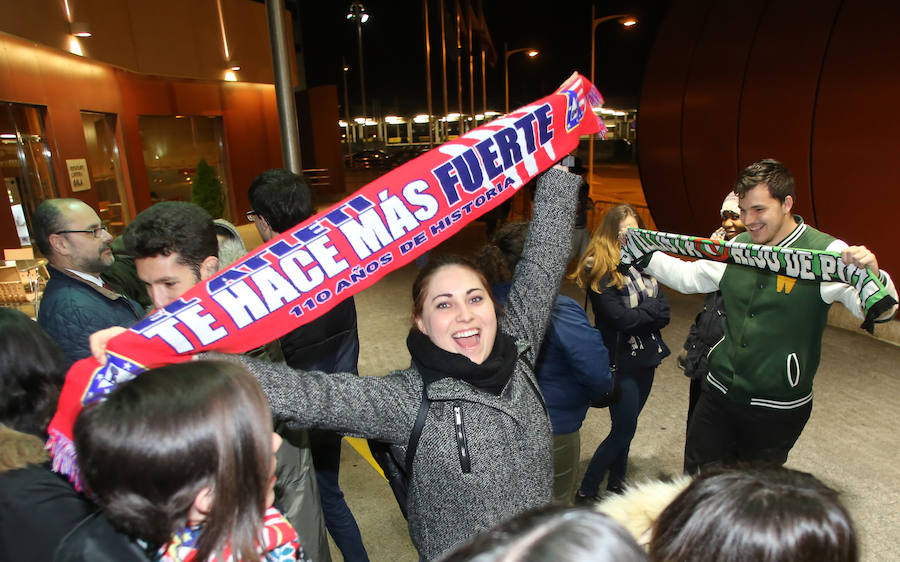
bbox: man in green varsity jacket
[641,159,898,473]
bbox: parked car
[389,146,429,169]
[347,149,391,169]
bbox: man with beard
[34,199,143,367]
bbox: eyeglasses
[246,211,259,223]
[54,223,110,238]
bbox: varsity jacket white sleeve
[820,239,898,321]
[643,252,726,294]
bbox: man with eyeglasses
[33,198,144,367]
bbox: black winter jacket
[681,291,726,380]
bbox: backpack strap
[403,381,431,477]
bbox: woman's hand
[89,326,127,364]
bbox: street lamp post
[346,2,369,126]
[588,7,637,183]
[342,60,353,165]
[504,42,539,114]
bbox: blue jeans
[310,429,369,561]
[578,368,655,495]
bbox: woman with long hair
[208,168,582,560]
[63,361,303,561]
[571,204,670,503]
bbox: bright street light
[347,2,370,122]
[588,8,637,183]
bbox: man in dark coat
[248,169,368,561]
[34,199,143,367]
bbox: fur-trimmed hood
[594,475,691,547]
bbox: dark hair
[649,466,857,562]
[411,254,498,325]
[74,360,273,560]
[123,202,218,277]
[475,222,529,285]
[247,169,312,233]
[32,199,76,257]
[0,308,65,437]
[734,158,795,202]
[439,504,648,562]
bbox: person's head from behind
[649,466,857,562]
[0,308,65,438]
[717,191,745,241]
[32,198,114,274]
[124,202,219,309]
[439,504,648,562]
[476,222,529,286]
[734,158,796,245]
[573,204,643,292]
[247,169,313,241]
[411,255,499,365]
[74,360,280,560]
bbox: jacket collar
[48,264,123,301]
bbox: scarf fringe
[47,429,84,491]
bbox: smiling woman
[210,167,581,560]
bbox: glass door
[82,111,130,237]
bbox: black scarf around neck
[406,328,518,395]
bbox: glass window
[138,115,230,220]
[0,102,57,249]
[81,111,130,237]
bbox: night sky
[290,0,669,117]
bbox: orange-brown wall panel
[637,0,712,235]
[171,82,225,116]
[737,0,840,225]
[811,0,900,273]
[222,83,282,217]
[680,0,765,233]
[640,0,900,278]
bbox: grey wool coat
[221,168,579,560]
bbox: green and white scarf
[621,228,897,333]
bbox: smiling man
[640,159,898,473]
[34,199,143,367]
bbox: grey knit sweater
[219,168,579,560]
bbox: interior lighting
[224,70,237,82]
[446,112,460,121]
[224,60,241,71]
[0,133,16,139]
[69,22,92,37]
[68,36,84,56]
[354,117,366,124]
[413,114,430,123]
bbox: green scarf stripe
[621,229,896,334]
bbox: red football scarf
[48,72,606,487]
